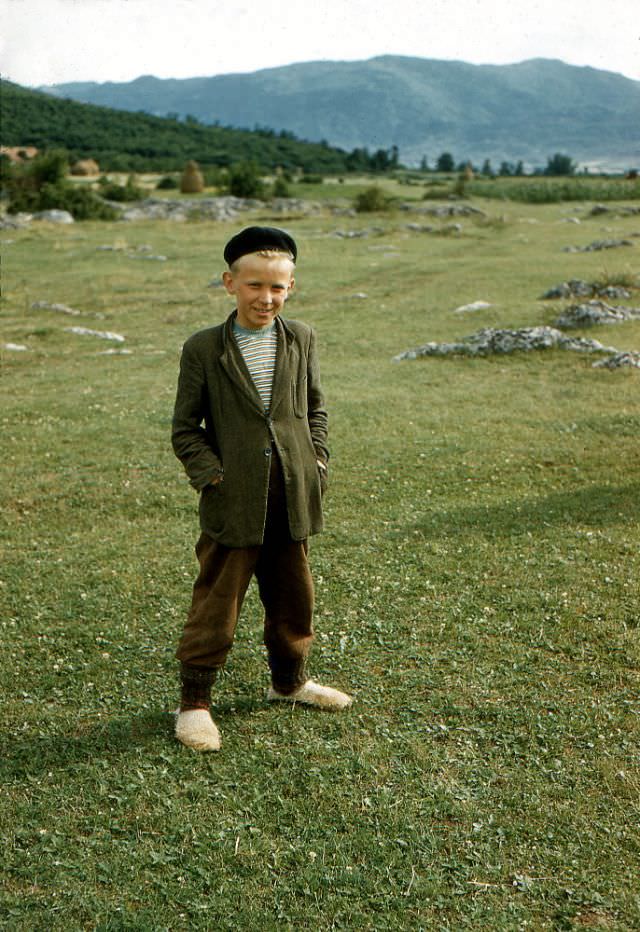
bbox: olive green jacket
[172,312,329,547]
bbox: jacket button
[264,448,272,456]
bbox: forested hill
[40,56,640,170]
[0,80,350,173]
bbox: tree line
[1,80,407,176]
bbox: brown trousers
[176,452,314,694]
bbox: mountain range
[41,56,640,171]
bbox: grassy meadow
[1,196,639,929]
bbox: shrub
[354,186,390,212]
[272,177,290,198]
[5,149,116,219]
[180,160,205,194]
[228,161,265,199]
[201,166,228,188]
[299,174,323,184]
[156,175,179,190]
[35,182,117,220]
[98,174,144,202]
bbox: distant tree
[419,155,429,172]
[370,148,391,172]
[346,147,370,172]
[481,159,493,177]
[436,152,455,173]
[228,161,265,198]
[544,153,576,176]
[514,161,525,176]
[499,161,514,176]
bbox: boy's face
[222,253,295,330]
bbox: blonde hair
[229,248,295,273]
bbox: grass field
[1,198,639,930]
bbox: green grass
[1,199,639,930]
[466,177,640,204]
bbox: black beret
[223,226,297,266]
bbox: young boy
[172,226,351,751]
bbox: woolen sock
[179,663,216,711]
[267,655,307,695]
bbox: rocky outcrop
[555,301,640,328]
[541,279,632,300]
[563,239,634,253]
[267,198,322,215]
[592,352,640,369]
[589,204,640,217]
[393,326,618,361]
[399,203,485,217]
[114,196,263,222]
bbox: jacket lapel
[270,318,299,417]
[219,314,265,414]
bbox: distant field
[67,171,640,206]
[1,199,639,929]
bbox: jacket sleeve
[171,339,223,491]
[307,328,329,464]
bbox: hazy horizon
[1,0,638,88]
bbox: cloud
[1,0,638,87]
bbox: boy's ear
[222,270,235,294]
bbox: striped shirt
[233,321,278,412]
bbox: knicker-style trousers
[175,451,314,694]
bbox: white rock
[32,209,74,224]
[64,327,125,342]
[31,301,81,316]
[453,301,492,313]
[3,342,28,351]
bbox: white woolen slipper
[267,680,352,711]
[175,709,221,751]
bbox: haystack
[180,160,205,194]
[71,159,100,176]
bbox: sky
[1,0,638,87]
